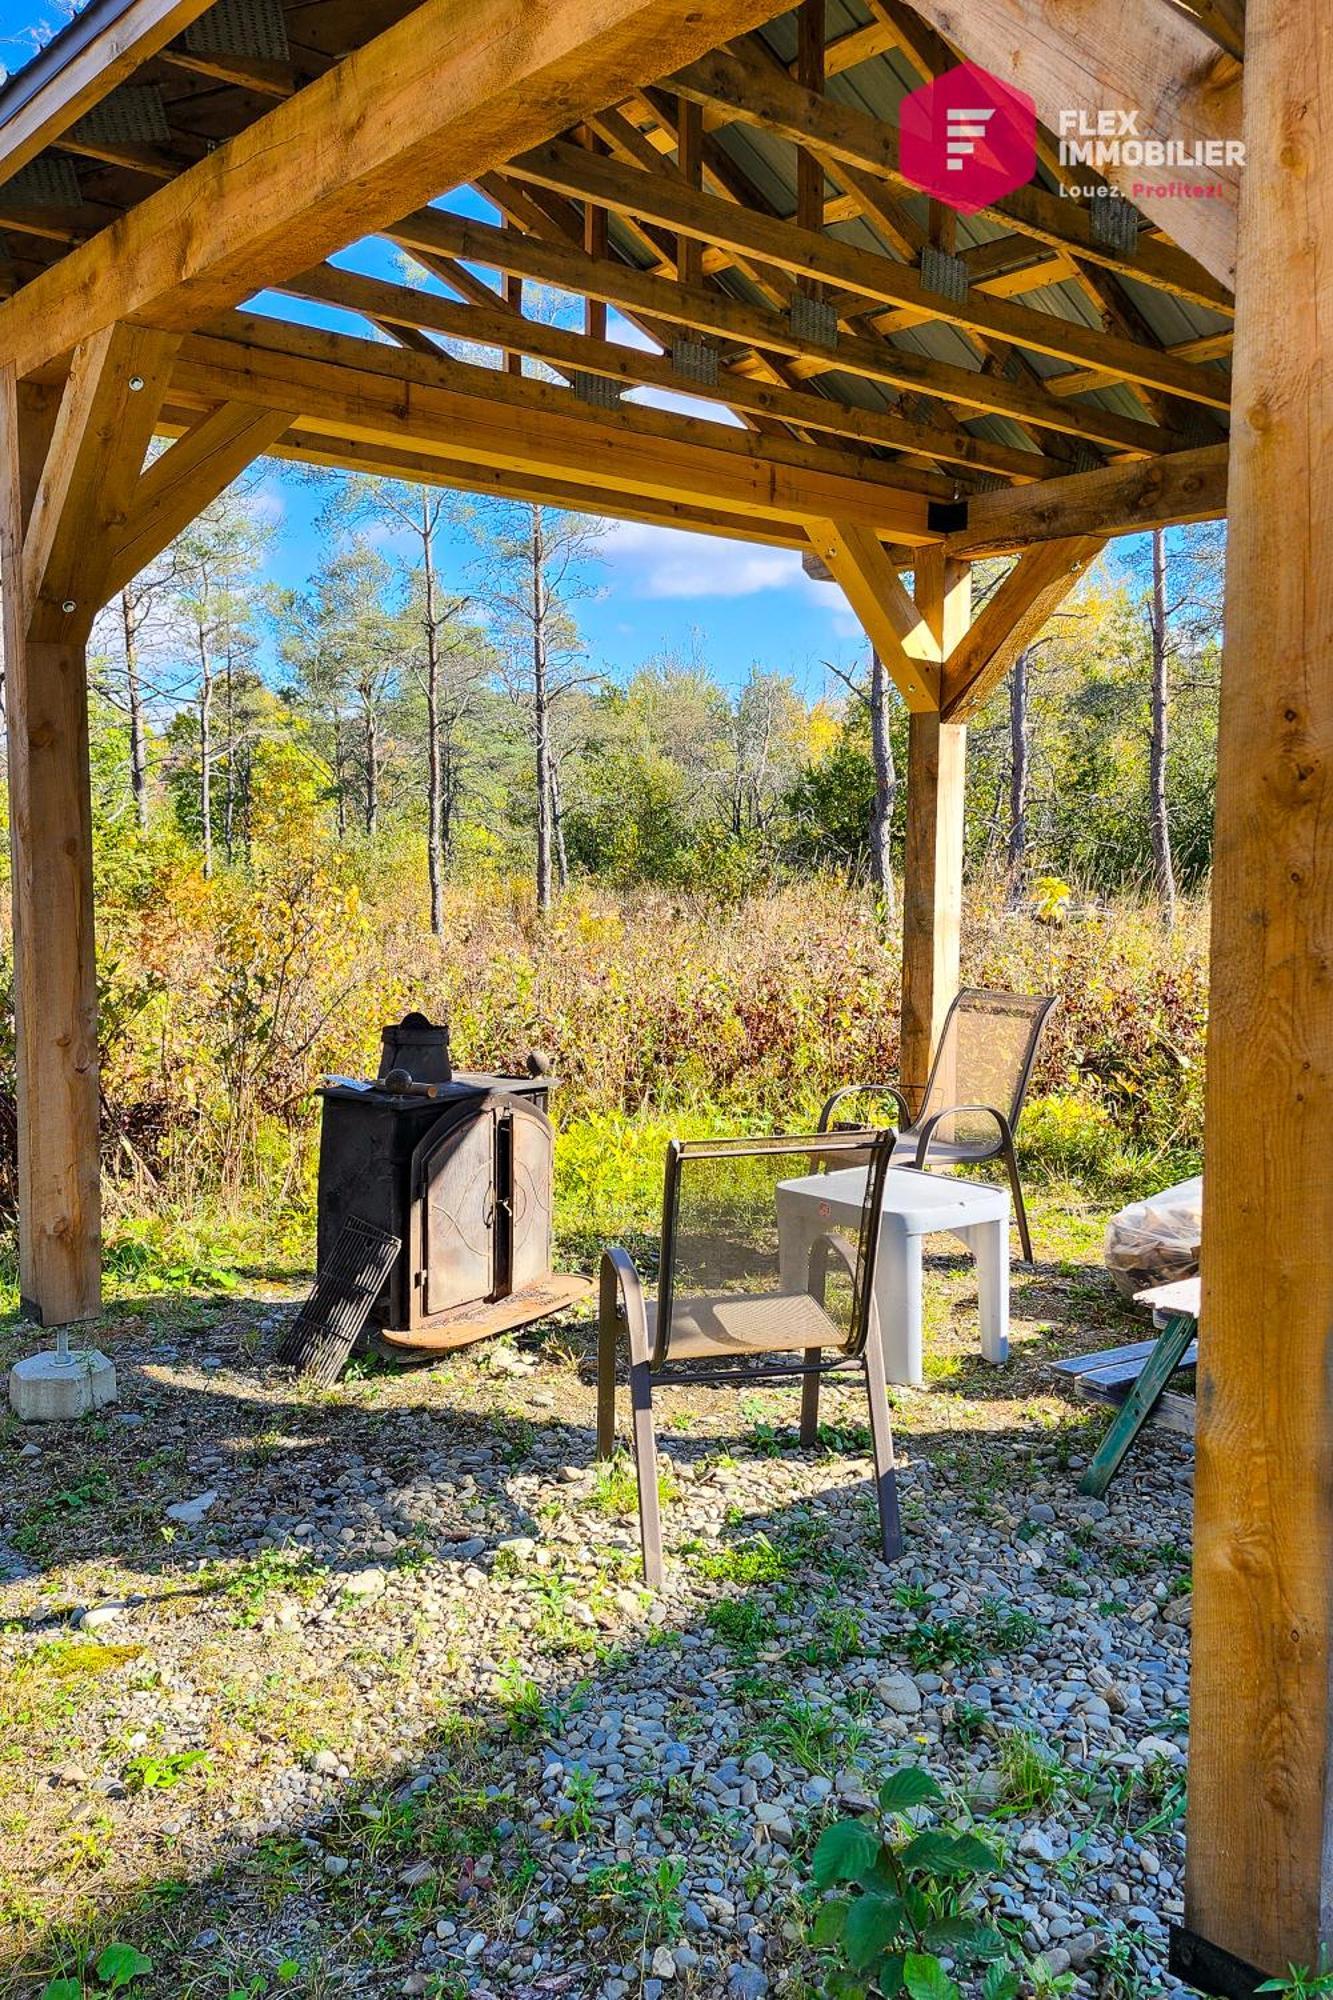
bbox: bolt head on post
[61,599,77,615]
[128,375,145,392]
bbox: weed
[992,1730,1066,1815]
[705,1598,769,1653]
[123,1748,213,1793]
[553,1767,599,1841]
[218,1548,327,1624]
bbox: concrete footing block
[9,1349,117,1421]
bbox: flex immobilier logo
[899,61,1038,214]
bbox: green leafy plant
[1258,1951,1333,1997]
[808,1766,1017,1999]
[42,1943,154,1998]
[123,1747,212,1793]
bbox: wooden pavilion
[0,0,1321,1989]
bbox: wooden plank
[169,318,937,541]
[102,401,293,601]
[508,141,1232,409]
[900,553,971,1109]
[667,40,1233,313]
[806,517,941,710]
[0,0,216,192]
[280,262,1057,484]
[398,208,1178,457]
[936,444,1228,557]
[1050,1340,1160,1377]
[900,0,1241,290]
[1184,0,1333,1977]
[940,536,1104,721]
[0,366,101,1323]
[0,0,790,379]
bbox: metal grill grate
[920,244,970,305]
[278,1215,400,1384]
[8,156,81,207]
[1089,191,1140,258]
[187,0,290,61]
[788,292,838,348]
[72,86,171,146]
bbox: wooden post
[0,368,102,1324]
[1174,0,1333,1990]
[900,552,970,1110]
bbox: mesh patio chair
[597,1128,901,1590]
[818,988,1057,1264]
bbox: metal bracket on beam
[570,370,624,410]
[8,155,81,207]
[186,0,289,60]
[927,498,969,534]
[671,338,720,388]
[920,244,970,305]
[1089,191,1140,258]
[788,293,838,348]
[71,86,172,147]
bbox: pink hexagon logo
[899,62,1038,215]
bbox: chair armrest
[912,1103,1012,1169]
[599,1246,652,1357]
[817,1081,913,1133]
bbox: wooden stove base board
[375,1272,594,1355]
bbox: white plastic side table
[775,1165,1011,1387]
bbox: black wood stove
[316,1014,588,1352]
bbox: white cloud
[601,521,806,599]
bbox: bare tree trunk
[421,493,445,937]
[1149,528,1177,927]
[197,620,214,880]
[867,649,896,917]
[531,508,554,913]
[1006,645,1030,909]
[550,756,570,890]
[364,702,378,839]
[223,615,237,864]
[122,589,149,832]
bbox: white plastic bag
[1103,1175,1202,1299]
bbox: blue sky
[0,1,877,697]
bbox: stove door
[416,1104,497,1319]
[507,1099,555,1292]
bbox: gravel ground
[0,1197,1197,2000]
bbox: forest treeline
[76,464,1225,928]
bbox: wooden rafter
[277,262,1057,485]
[931,443,1228,557]
[506,140,1230,407]
[900,0,1241,289]
[805,517,943,710]
[0,0,791,379]
[394,206,1177,457]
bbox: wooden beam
[900,0,1241,290]
[280,262,1057,485]
[668,40,1233,313]
[901,552,971,1107]
[169,317,937,542]
[0,0,789,379]
[210,414,812,548]
[0,367,100,1323]
[938,443,1228,556]
[102,401,293,602]
[1180,0,1333,1983]
[23,321,179,639]
[0,0,216,192]
[806,517,942,710]
[508,139,1231,407]
[400,207,1180,457]
[940,536,1104,720]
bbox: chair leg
[799,1348,822,1447]
[1002,1136,1035,1264]
[861,1315,904,1563]
[628,1353,665,1590]
[596,1290,619,1461]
